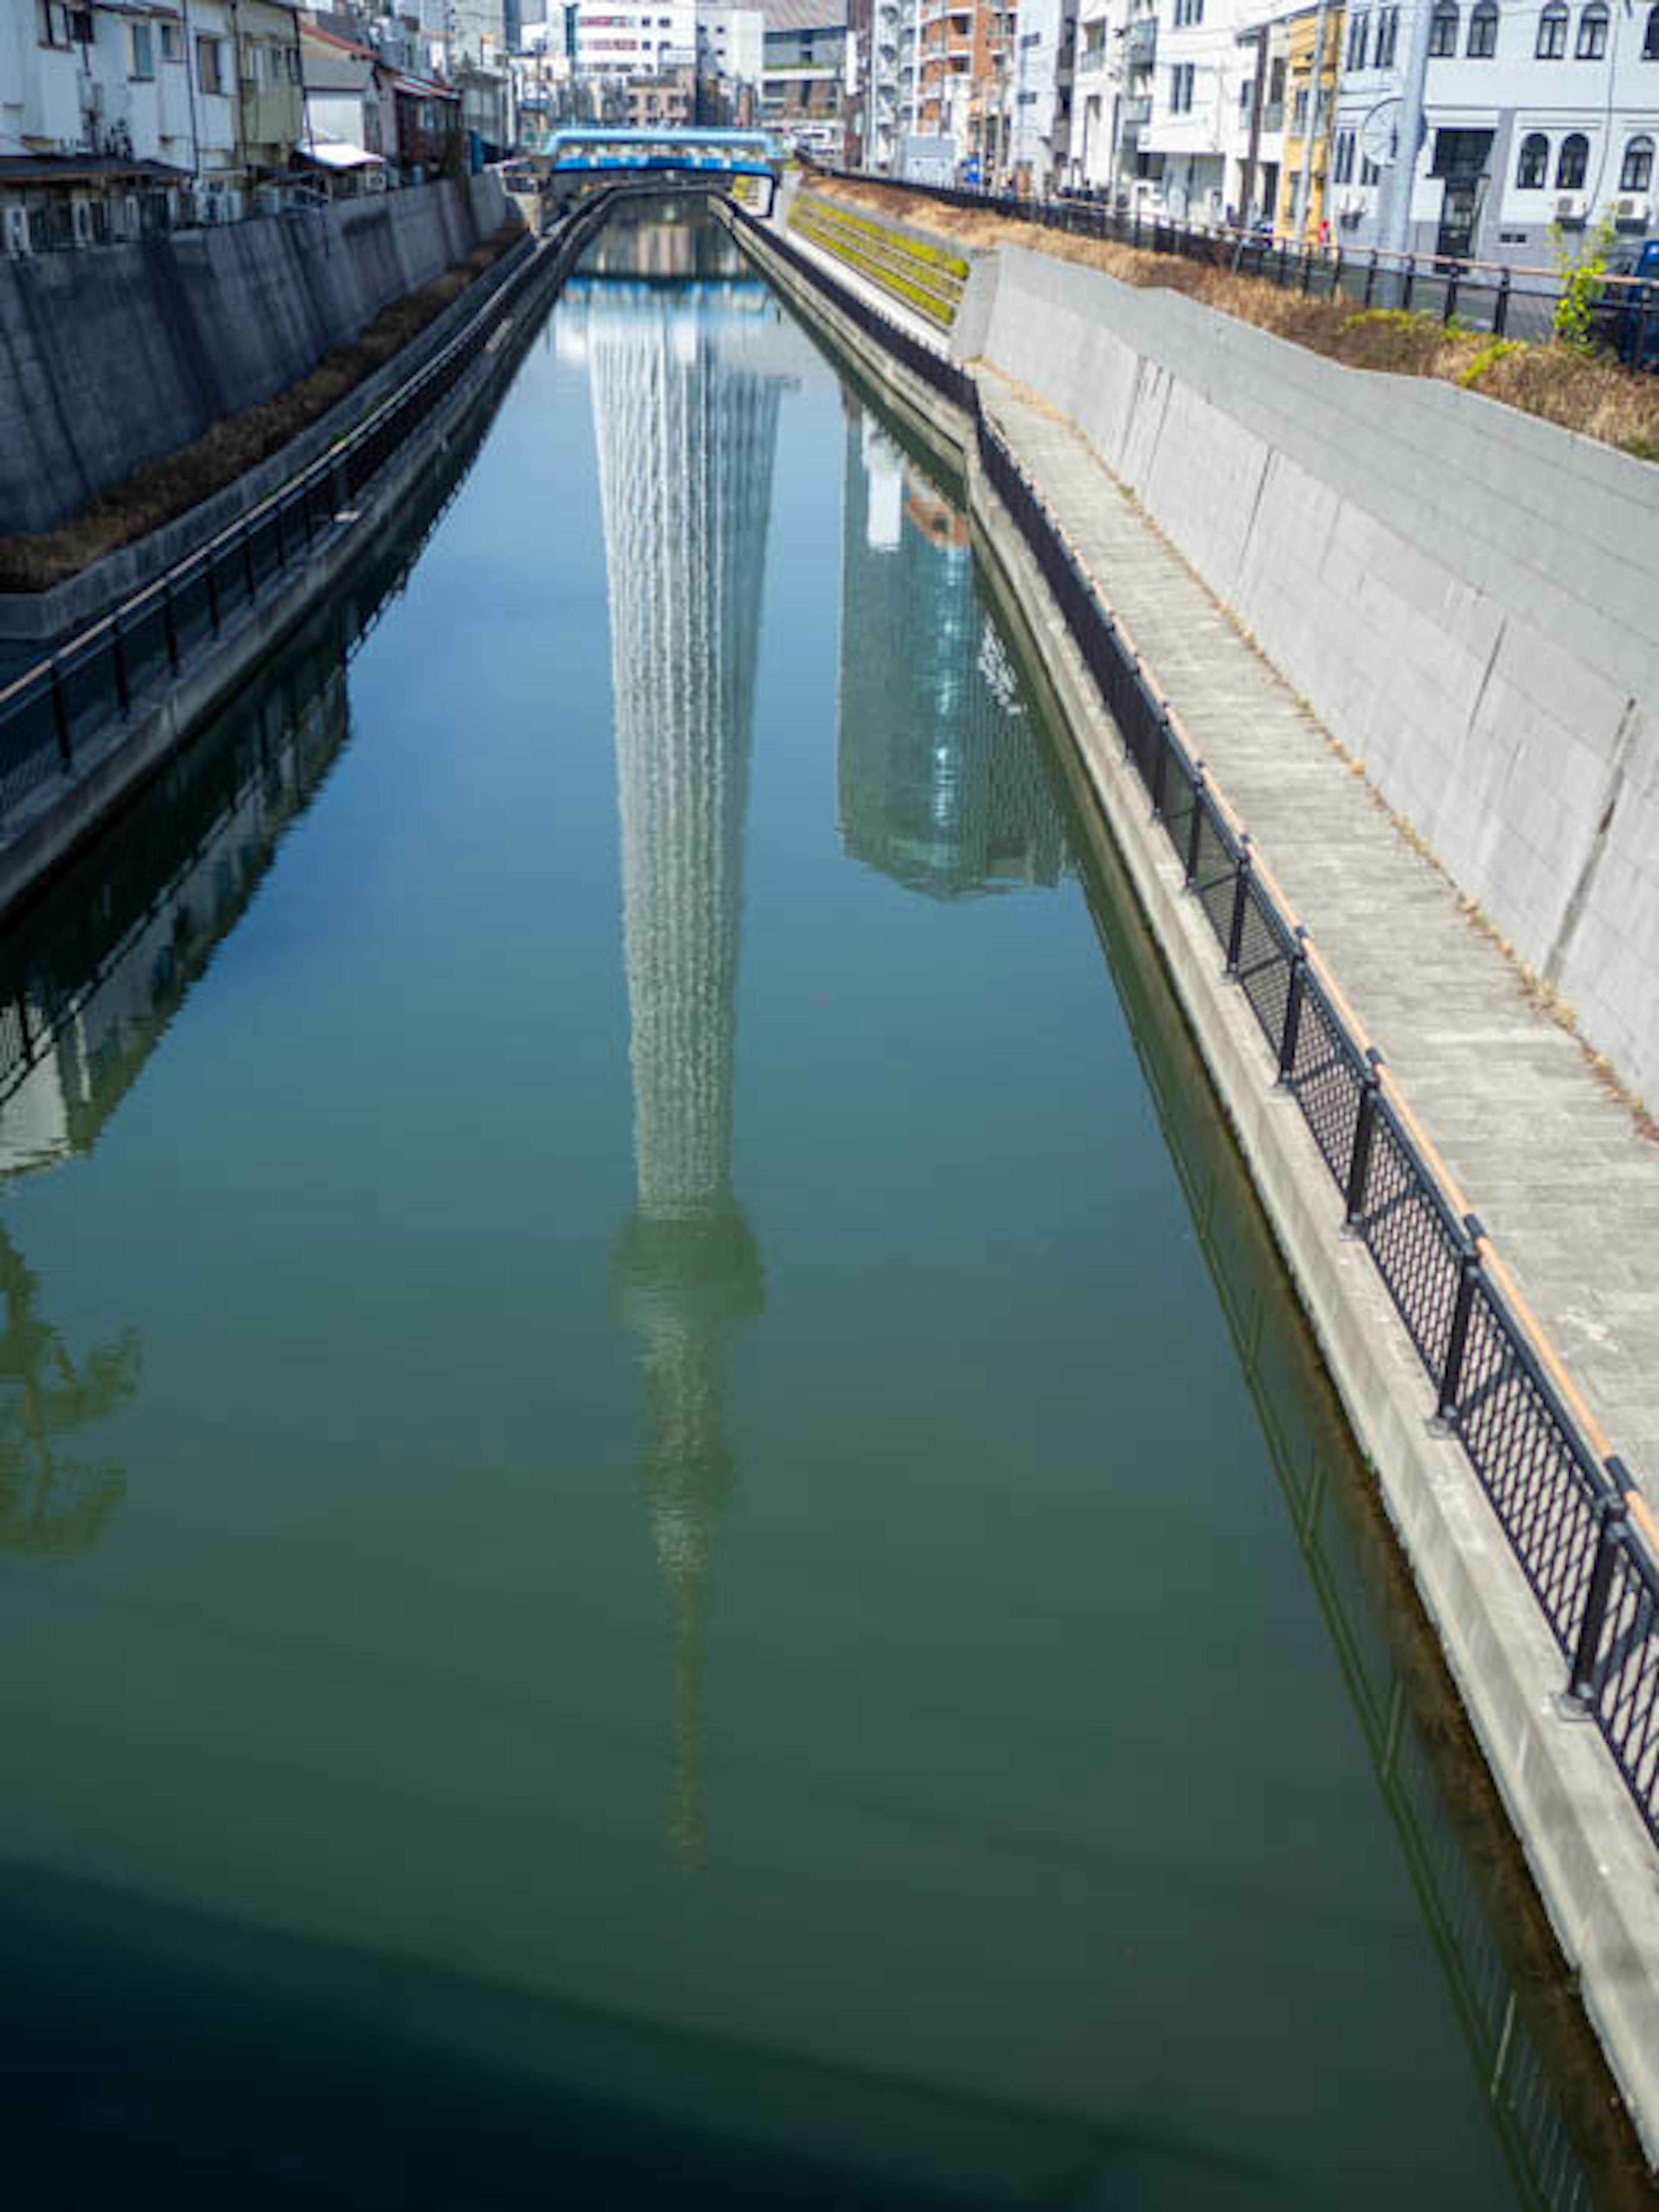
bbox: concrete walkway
[770,207,1659,1492]
[982,369,1659,1490]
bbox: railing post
[1433,1215,1485,1427]
[1225,835,1253,974]
[1443,266,1460,324]
[1364,249,1378,308]
[1149,710,1170,817]
[1184,763,1207,883]
[50,662,73,772]
[1558,1492,1628,1719]
[1276,927,1309,1085]
[1343,1049,1384,1233]
[1402,254,1416,313]
[1494,268,1510,337]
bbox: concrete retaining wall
[958,247,1659,1111]
[0,174,508,538]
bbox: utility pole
[1376,0,1433,258]
[1290,0,1332,242]
[1236,20,1265,227]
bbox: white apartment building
[1141,0,1247,219]
[2,0,304,247]
[1009,0,1077,188]
[697,2,765,88]
[569,0,696,73]
[1331,0,1659,261]
[861,0,903,163]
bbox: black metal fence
[0,191,620,836]
[814,165,1659,356]
[730,194,1659,1850]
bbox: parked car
[1589,238,1659,368]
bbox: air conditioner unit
[1615,195,1652,225]
[2,206,31,256]
[1553,191,1586,223]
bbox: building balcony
[1122,92,1150,122]
[1123,16,1156,58]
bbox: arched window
[1576,2,1608,57]
[1557,131,1590,188]
[1429,0,1459,53]
[1646,2,1659,57]
[1622,133,1655,191]
[1516,131,1549,187]
[1537,0,1568,54]
[1467,0,1497,53]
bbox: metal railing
[814,165,1659,355]
[0,192,620,838]
[729,194,1659,1850]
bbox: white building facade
[1141,0,1247,220]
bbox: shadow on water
[0,325,520,1568]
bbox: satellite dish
[1360,97,1401,169]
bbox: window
[197,32,224,90]
[1536,1,1567,55]
[1428,0,1457,54]
[36,0,88,46]
[1334,127,1354,182]
[1172,0,1204,24]
[1575,1,1607,56]
[1622,133,1655,190]
[1646,3,1659,57]
[1292,85,1308,128]
[128,18,153,72]
[1346,10,1369,67]
[1168,59,1194,108]
[159,19,181,60]
[1516,130,1548,186]
[1376,3,1398,63]
[1360,152,1381,185]
[1557,130,1589,187]
[1467,0,1496,54]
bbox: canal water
[0,209,1621,2207]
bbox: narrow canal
[0,207,1631,2209]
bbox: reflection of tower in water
[582,238,791,1865]
[837,410,1065,900]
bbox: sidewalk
[982,367,1659,1488]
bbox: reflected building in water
[837,411,1065,901]
[566,228,807,1864]
[0,620,357,1558]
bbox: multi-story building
[696,2,765,94]
[1329,0,1659,261]
[569,0,697,78]
[1,0,305,246]
[1079,0,1160,201]
[1007,0,1077,188]
[760,0,848,155]
[1141,0,1245,221]
[1232,0,1291,226]
[908,0,1010,175]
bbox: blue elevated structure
[540,127,782,213]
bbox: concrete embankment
[721,199,1659,2168]
[0,174,508,539]
[0,195,604,925]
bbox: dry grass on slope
[814,179,1659,463]
[0,224,522,594]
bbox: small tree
[1548,213,1618,352]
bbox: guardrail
[0,194,618,840]
[729,196,1659,1850]
[810,165,1659,356]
